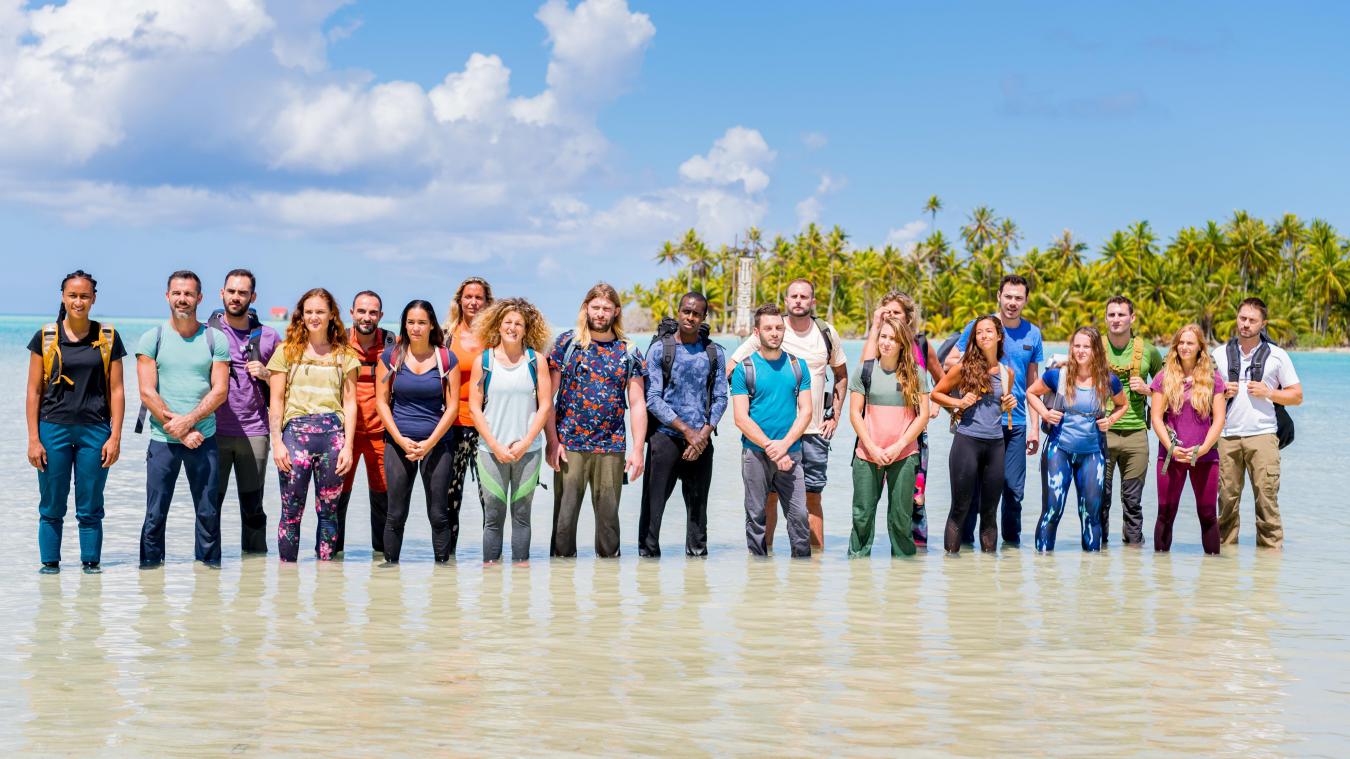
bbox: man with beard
[1212,297,1303,549]
[136,270,230,568]
[943,274,1043,548]
[731,304,813,557]
[209,269,280,554]
[336,290,395,556]
[546,282,647,558]
[728,279,847,552]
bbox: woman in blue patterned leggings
[1026,328,1128,552]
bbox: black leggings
[945,432,1006,553]
[383,435,454,562]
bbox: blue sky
[3,1,1348,321]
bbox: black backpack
[1225,336,1295,449]
[646,318,722,439]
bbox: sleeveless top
[478,350,542,454]
[956,371,1006,441]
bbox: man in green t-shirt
[1101,295,1164,546]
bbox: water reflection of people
[23,576,127,753]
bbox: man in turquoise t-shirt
[135,270,229,568]
[731,304,813,557]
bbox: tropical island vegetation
[629,197,1350,346]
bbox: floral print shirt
[548,330,644,453]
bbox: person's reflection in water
[23,576,128,754]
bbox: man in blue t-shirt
[135,270,230,568]
[944,274,1044,547]
[730,304,813,558]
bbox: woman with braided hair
[26,270,126,574]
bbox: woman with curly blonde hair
[266,288,360,562]
[469,299,553,562]
[1026,327,1128,552]
[1149,324,1226,554]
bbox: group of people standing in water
[26,268,1302,573]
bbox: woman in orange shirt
[443,277,494,553]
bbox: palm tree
[923,195,943,229]
[1224,210,1279,295]
[1048,229,1087,270]
[960,206,998,255]
[823,225,851,322]
[1302,227,1350,334]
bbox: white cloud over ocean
[0,0,771,284]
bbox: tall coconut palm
[1302,228,1350,334]
[1048,229,1088,270]
[923,195,943,229]
[960,206,999,255]
[824,225,851,322]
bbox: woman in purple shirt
[1149,324,1226,554]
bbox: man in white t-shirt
[729,279,847,551]
[1211,297,1303,549]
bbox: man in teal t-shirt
[135,270,229,568]
[731,304,813,557]
[1102,295,1164,546]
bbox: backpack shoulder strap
[789,354,804,398]
[40,323,63,385]
[526,347,539,389]
[813,318,835,360]
[1249,339,1272,382]
[741,356,757,397]
[861,358,875,397]
[1225,338,1241,383]
[702,339,720,409]
[1130,336,1145,375]
[660,333,677,390]
[95,323,116,384]
[204,325,217,357]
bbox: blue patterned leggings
[278,413,345,562]
[1036,440,1105,552]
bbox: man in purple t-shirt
[211,269,280,554]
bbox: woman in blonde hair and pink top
[1149,324,1226,554]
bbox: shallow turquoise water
[1,315,1347,755]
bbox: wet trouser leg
[912,431,929,546]
[1217,433,1282,548]
[217,434,270,554]
[38,421,110,566]
[479,449,542,562]
[639,432,681,558]
[337,432,387,554]
[639,433,714,557]
[849,454,918,558]
[1103,428,1149,546]
[1157,458,1221,554]
[742,448,810,557]
[444,425,480,554]
[1072,449,1105,551]
[551,451,624,558]
[946,432,1006,554]
[278,415,343,562]
[141,437,220,565]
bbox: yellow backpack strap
[94,324,116,385]
[40,323,73,387]
[1130,336,1145,378]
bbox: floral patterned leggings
[278,413,345,562]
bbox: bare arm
[468,356,509,460]
[269,368,292,473]
[25,353,46,470]
[137,355,173,428]
[930,364,965,410]
[524,359,554,448]
[1198,392,1226,458]
[103,358,125,466]
[425,368,460,448]
[784,380,813,448]
[848,390,871,446]
[626,374,648,479]
[374,358,403,446]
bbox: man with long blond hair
[545,282,647,557]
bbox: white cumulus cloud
[678,126,776,194]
